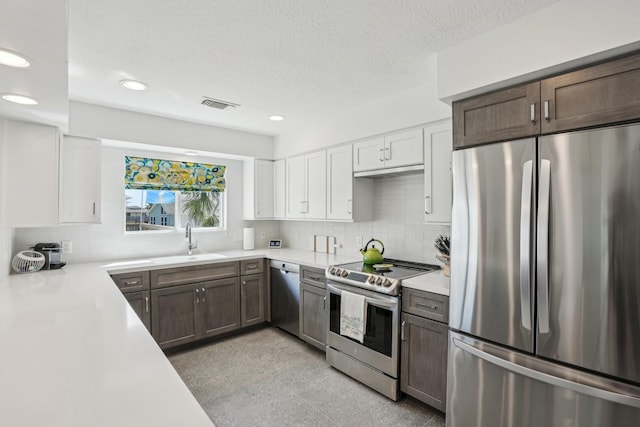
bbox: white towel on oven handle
[340,290,367,343]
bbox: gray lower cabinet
[299,265,327,351]
[401,289,449,412]
[111,271,151,331]
[151,277,242,349]
[241,273,265,327]
[123,290,151,330]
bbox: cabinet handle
[401,320,406,341]
[242,281,246,294]
[385,147,390,161]
[201,287,205,303]
[544,100,550,121]
[530,103,536,124]
[92,202,96,215]
[308,275,321,281]
[195,288,199,304]
[379,148,385,162]
[416,302,438,310]
[323,296,327,311]
[347,198,352,215]
[145,296,149,313]
[123,280,139,286]
[424,196,431,214]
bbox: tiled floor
[169,326,446,427]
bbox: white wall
[13,145,279,263]
[69,101,275,159]
[279,173,450,265]
[437,0,640,100]
[274,55,451,158]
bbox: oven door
[327,281,399,378]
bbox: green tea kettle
[360,238,385,265]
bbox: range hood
[353,164,424,178]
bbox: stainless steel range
[325,259,440,400]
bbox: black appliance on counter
[34,243,66,270]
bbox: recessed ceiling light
[120,79,149,91]
[0,49,30,68]
[2,93,38,105]
[184,150,198,156]
[269,115,285,121]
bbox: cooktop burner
[327,258,441,295]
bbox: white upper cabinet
[353,129,423,173]
[244,159,275,220]
[286,151,326,219]
[326,145,372,221]
[273,159,285,219]
[423,121,453,224]
[0,119,60,227]
[60,135,102,224]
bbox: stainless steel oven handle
[327,282,398,308]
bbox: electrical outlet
[356,236,363,247]
[260,231,266,239]
[61,240,72,254]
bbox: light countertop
[0,248,361,427]
[0,248,444,426]
[402,269,450,296]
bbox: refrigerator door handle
[519,160,533,331]
[453,336,640,408]
[537,159,551,334]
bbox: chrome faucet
[186,222,198,255]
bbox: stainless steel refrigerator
[448,123,640,426]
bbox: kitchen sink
[103,253,227,270]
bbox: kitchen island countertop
[0,248,360,426]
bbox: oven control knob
[329,267,335,275]
[383,278,392,287]
[341,270,349,278]
[375,277,383,285]
[367,276,376,284]
[335,268,342,276]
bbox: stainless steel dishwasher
[270,260,300,337]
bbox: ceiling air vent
[200,96,240,110]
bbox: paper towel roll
[243,227,255,250]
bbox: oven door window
[329,293,393,357]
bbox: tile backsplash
[11,169,448,267]
[279,173,450,265]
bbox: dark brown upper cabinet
[541,53,640,133]
[453,51,640,149]
[453,82,540,149]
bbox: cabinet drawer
[300,265,326,288]
[241,258,264,275]
[150,261,239,289]
[402,288,449,323]
[111,271,150,293]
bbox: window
[125,189,224,232]
[124,156,226,233]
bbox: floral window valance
[124,156,226,192]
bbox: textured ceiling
[68,0,559,136]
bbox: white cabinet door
[286,151,326,220]
[424,122,453,224]
[0,119,59,227]
[286,155,306,219]
[304,151,326,219]
[273,159,285,219]
[255,160,274,219]
[60,135,102,223]
[385,129,423,169]
[326,146,353,220]
[353,137,384,172]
